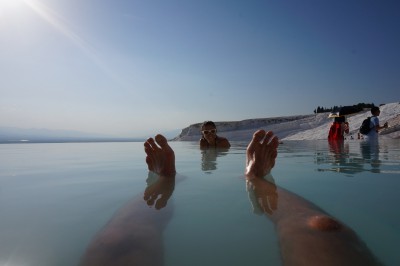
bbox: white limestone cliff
[173,102,400,141]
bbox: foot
[144,134,176,177]
[245,130,279,179]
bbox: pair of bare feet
[144,129,278,180]
[143,131,346,233]
[81,130,379,266]
[143,130,381,266]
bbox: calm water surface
[0,139,399,266]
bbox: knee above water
[307,215,342,231]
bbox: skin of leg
[80,135,176,266]
[245,130,382,266]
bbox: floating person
[81,131,381,266]
[199,121,231,149]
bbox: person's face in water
[202,125,217,143]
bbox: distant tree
[314,102,376,114]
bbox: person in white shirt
[365,106,388,142]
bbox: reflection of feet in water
[245,130,279,214]
[144,134,176,176]
[245,130,279,179]
[144,172,175,210]
[144,135,177,209]
[247,174,278,215]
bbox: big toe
[253,130,266,141]
[155,134,169,148]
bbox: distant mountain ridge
[0,127,144,143]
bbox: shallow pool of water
[0,139,399,265]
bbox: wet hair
[201,121,216,129]
[371,106,380,115]
[334,116,345,123]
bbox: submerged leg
[80,135,177,266]
[245,130,381,266]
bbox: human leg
[245,130,381,266]
[81,135,176,266]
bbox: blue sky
[1,0,399,137]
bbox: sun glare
[0,0,25,18]
[0,0,24,10]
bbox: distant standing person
[199,121,231,149]
[365,106,388,142]
[328,116,349,141]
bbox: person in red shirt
[328,116,349,141]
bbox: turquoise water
[0,139,399,265]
